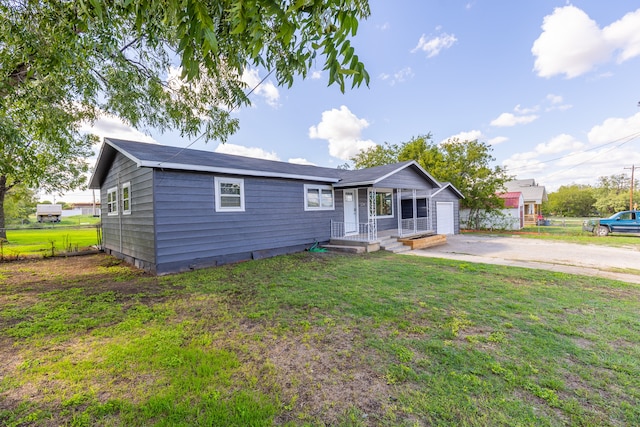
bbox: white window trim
[107,186,118,216]
[215,177,245,212]
[304,184,335,211]
[371,188,394,219]
[122,182,131,215]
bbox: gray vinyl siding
[100,153,155,266]
[432,189,461,234]
[153,170,340,272]
[376,167,436,190]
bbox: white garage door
[436,202,454,235]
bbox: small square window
[215,177,245,212]
[304,185,334,211]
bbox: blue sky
[63,1,640,203]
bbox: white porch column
[368,188,377,242]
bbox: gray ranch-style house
[89,139,464,274]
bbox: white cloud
[378,22,390,31]
[214,143,280,161]
[241,68,280,107]
[380,67,414,85]
[80,113,156,144]
[502,114,640,191]
[412,32,457,58]
[535,134,584,154]
[502,152,546,176]
[441,130,484,145]
[311,71,322,79]
[490,112,539,127]
[514,104,539,115]
[587,112,640,144]
[288,158,316,166]
[488,136,508,146]
[532,6,640,78]
[603,9,640,63]
[546,94,563,104]
[308,105,376,160]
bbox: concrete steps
[320,244,366,254]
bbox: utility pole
[624,165,637,210]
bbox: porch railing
[399,217,431,237]
[330,220,377,242]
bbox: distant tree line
[543,174,639,217]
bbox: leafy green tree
[545,184,596,217]
[3,185,37,226]
[0,0,371,239]
[351,142,400,169]
[351,135,511,229]
[593,174,638,215]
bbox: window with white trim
[373,189,393,218]
[122,182,131,215]
[215,177,245,212]
[304,185,334,211]
[107,186,118,215]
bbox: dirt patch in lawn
[0,253,396,425]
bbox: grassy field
[1,252,638,426]
[466,216,640,247]
[2,225,100,257]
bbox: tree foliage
[0,0,371,238]
[351,135,511,228]
[593,174,639,215]
[3,184,37,226]
[544,184,595,217]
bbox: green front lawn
[1,252,638,426]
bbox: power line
[156,68,276,166]
[506,131,640,175]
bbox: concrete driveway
[409,234,640,284]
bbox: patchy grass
[1,252,638,426]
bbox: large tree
[593,174,639,215]
[0,0,371,238]
[544,184,596,217]
[352,134,511,228]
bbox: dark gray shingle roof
[89,138,462,201]
[90,138,347,188]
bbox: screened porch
[330,188,433,243]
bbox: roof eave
[140,160,340,183]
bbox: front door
[343,189,358,234]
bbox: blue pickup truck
[583,210,640,236]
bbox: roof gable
[504,179,547,204]
[333,160,441,188]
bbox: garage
[436,202,454,235]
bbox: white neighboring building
[504,179,547,226]
[460,192,524,230]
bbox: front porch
[330,187,433,244]
[330,218,433,244]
